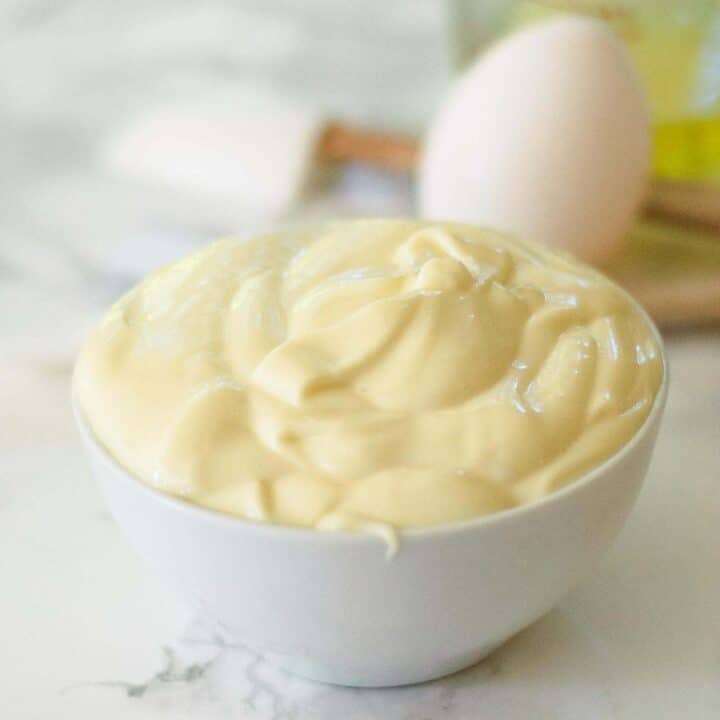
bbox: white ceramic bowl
[73,326,667,688]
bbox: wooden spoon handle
[318,123,419,172]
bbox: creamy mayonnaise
[75,220,662,541]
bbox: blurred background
[3,0,720,376]
[0,0,442,368]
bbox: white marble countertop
[2,165,720,717]
[2,3,720,714]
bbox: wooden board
[607,219,720,328]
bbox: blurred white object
[106,93,325,217]
[104,93,419,221]
[420,17,651,265]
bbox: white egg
[420,17,650,265]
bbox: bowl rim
[72,283,669,546]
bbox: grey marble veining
[3,330,720,718]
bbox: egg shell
[420,17,650,265]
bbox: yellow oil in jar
[653,117,720,182]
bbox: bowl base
[265,641,504,688]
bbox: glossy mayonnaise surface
[75,220,662,539]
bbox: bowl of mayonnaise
[73,219,667,686]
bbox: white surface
[1,112,719,720]
[3,320,719,717]
[0,145,718,718]
[74,346,665,687]
[1,166,719,713]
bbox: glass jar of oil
[451,0,720,183]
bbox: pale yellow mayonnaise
[75,220,662,541]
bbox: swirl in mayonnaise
[75,220,663,541]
